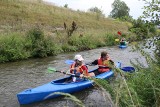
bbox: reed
[44,92,85,107]
[93,51,160,107]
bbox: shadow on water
[0,45,148,107]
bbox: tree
[64,4,68,8]
[88,7,102,14]
[110,0,130,19]
[141,0,160,24]
[141,0,160,63]
[88,7,105,20]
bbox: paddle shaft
[55,70,83,78]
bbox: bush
[68,35,97,50]
[129,19,157,40]
[61,44,78,52]
[0,33,29,62]
[25,28,61,57]
[104,34,116,46]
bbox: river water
[0,45,148,107]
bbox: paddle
[65,59,96,66]
[48,67,68,74]
[65,59,117,66]
[121,66,135,73]
[65,60,135,72]
[65,60,75,65]
[115,38,119,42]
[117,31,122,36]
[116,31,121,41]
[47,67,82,77]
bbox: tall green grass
[0,0,130,34]
[0,32,29,62]
[25,27,61,57]
[0,27,119,62]
[94,53,160,107]
[0,28,62,62]
[68,33,117,50]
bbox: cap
[74,54,84,61]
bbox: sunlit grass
[0,0,130,34]
[0,0,136,62]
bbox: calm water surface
[0,46,147,107]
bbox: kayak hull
[119,45,127,49]
[17,69,114,105]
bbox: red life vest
[98,58,110,73]
[70,63,88,75]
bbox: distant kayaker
[70,54,95,81]
[120,37,127,45]
[89,51,114,75]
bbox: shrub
[25,28,62,57]
[0,33,29,62]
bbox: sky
[43,0,146,19]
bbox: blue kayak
[119,45,127,49]
[17,69,114,105]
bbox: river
[0,45,148,107]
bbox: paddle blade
[115,62,121,68]
[47,67,56,73]
[121,67,135,73]
[65,60,74,65]
[115,39,119,42]
[117,31,122,35]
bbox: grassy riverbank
[0,0,135,62]
[0,0,130,33]
[0,0,158,63]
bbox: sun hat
[74,54,84,61]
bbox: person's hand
[86,63,92,66]
[70,68,75,70]
[70,68,76,73]
[60,70,66,74]
[70,68,74,72]
[80,74,84,78]
[60,70,64,73]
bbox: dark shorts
[94,69,101,75]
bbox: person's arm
[85,59,98,66]
[81,65,89,77]
[91,59,98,65]
[70,64,74,73]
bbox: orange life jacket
[70,63,86,74]
[98,58,110,73]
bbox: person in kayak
[120,37,127,45]
[70,54,95,81]
[89,51,114,75]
